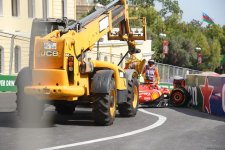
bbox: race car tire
[170,87,189,107]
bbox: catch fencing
[0,32,203,92]
[156,63,202,83]
[87,50,202,83]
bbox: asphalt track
[0,93,225,150]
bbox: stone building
[0,0,152,75]
[0,0,76,75]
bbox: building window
[0,0,3,16]
[0,46,4,74]
[12,0,20,17]
[28,0,35,18]
[62,0,67,18]
[14,46,21,73]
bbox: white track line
[39,109,167,150]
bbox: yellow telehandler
[16,0,146,125]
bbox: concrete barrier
[186,73,225,116]
[0,75,17,92]
[1,74,173,93]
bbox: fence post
[167,65,170,82]
[162,64,165,82]
[99,52,101,60]
[104,56,108,62]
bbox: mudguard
[125,69,138,82]
[91,70,114,93]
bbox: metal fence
[156,63,202,83]
[0,31,202,83]
[86,50,124,67]
[88,50,202,83]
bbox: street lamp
[195,47,201,70]
[159,33,166,39]
[195,47,201,52]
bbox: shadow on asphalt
[2,91,223,127]
[139,104,225,122]
[0,93,126,128]
[168,106,225,122]
[0,108,140,128]
[139,104,167,109]
[0,112,19,128]
[0,108,113,128]
[51,110,95,126]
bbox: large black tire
[54,101,76,115]
[118,77,139,117]
[170,87,190,107]
[16,68,44,123]
[92,79,116,126]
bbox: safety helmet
[148,59,155,64]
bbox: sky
[177,0,225,26]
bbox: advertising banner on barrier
[0,75,17,92]
[159,82,173,90]
[186,73,225,116]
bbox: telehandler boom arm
[64,0,146,55]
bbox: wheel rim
[172,90,184,105]
[109,89,116,117]
[132,85,138,108]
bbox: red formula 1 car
[139,83,170,107]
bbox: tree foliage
[129,0,224,71]
[89,0,225,71]
[158,0,183,18]
[97,0,111,5]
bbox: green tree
[158,0,183,18]
[164,13,182,35]
[220,35,225,54]
[189,31,210,70]
[220,25,225,54]
[207,38,221,70]
[132,0,155,6]
[97,0,111,5]
[204,24,224,40]
[200,24,224,70]
[83,1,224,71]
[129,6,165,39]
[164,34,192,67]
